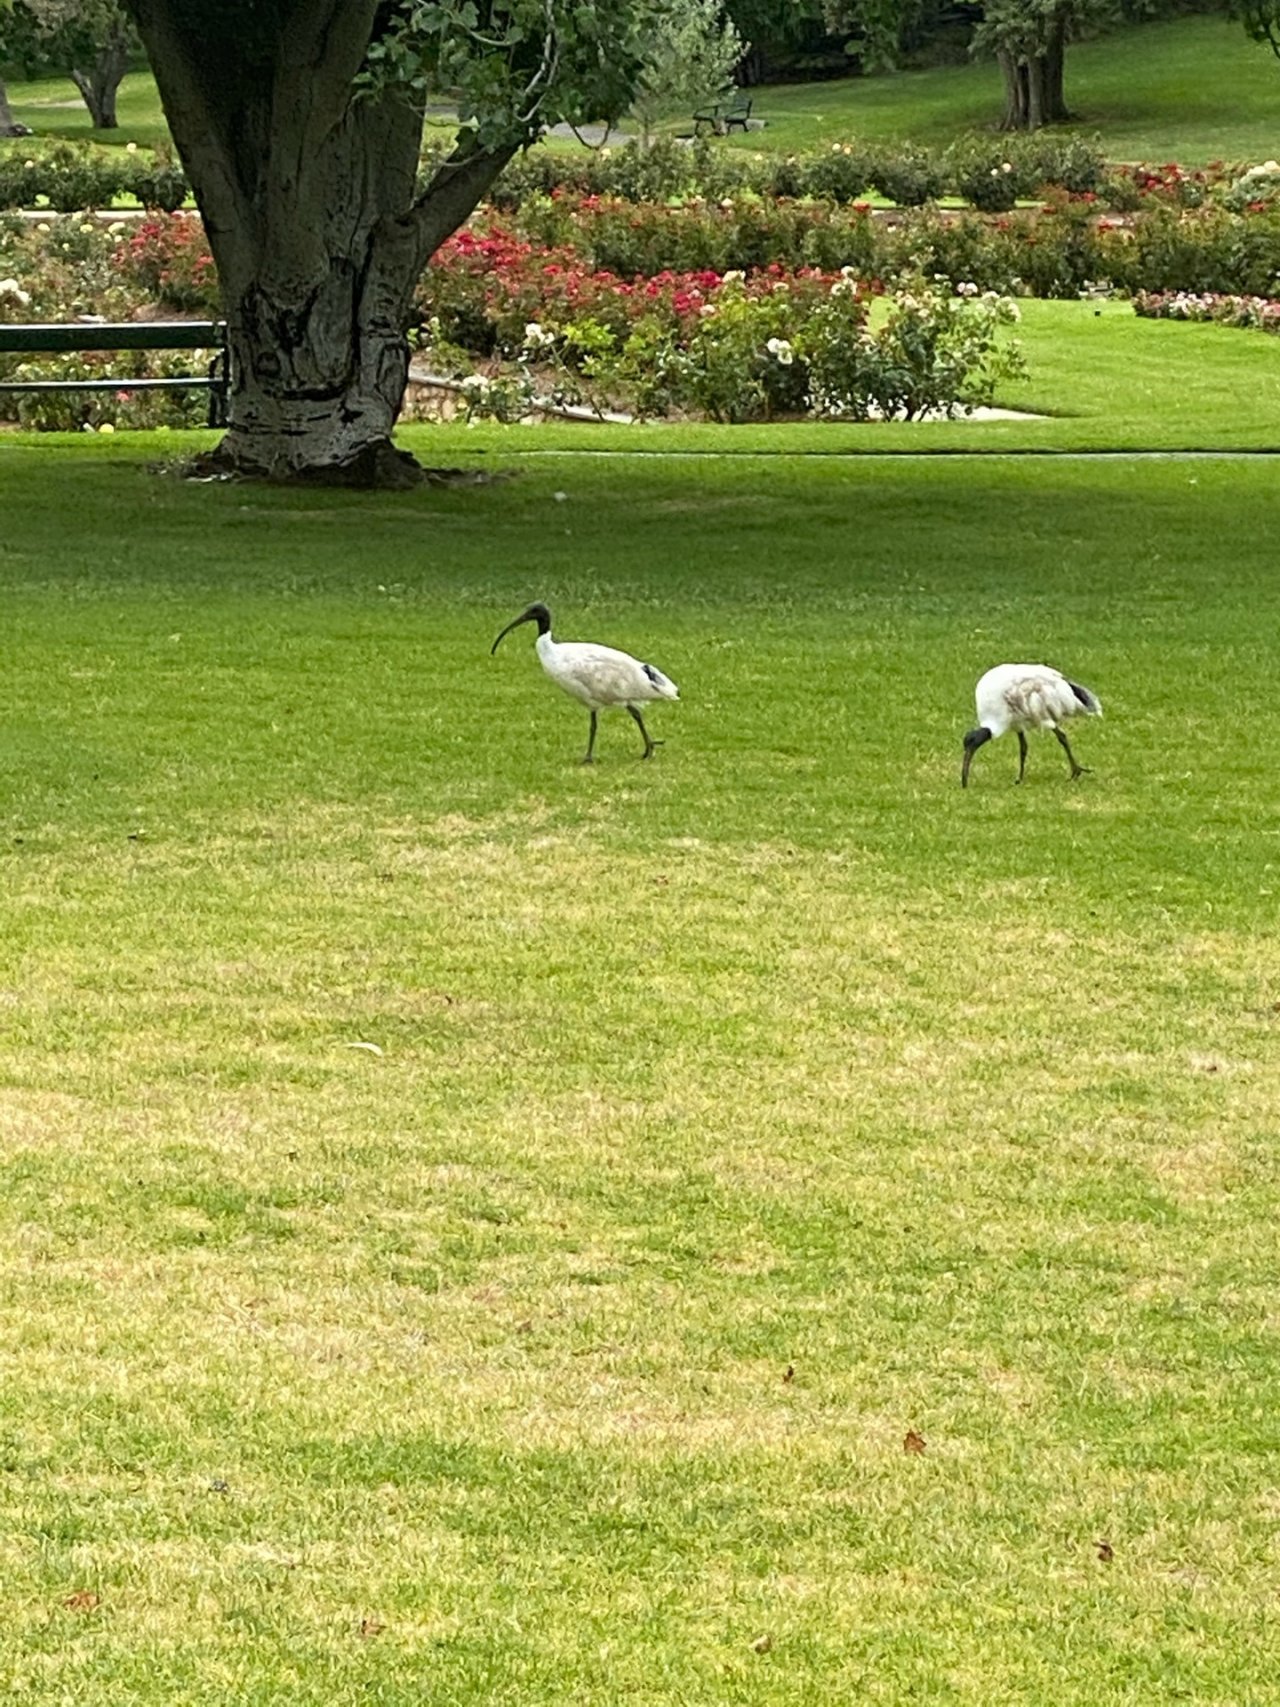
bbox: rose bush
[423,262,1024,426]
[1133,288,1280,331]
[489,132,1113,213]
[0,143,190,213]
[0,215,214,429]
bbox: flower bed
[0,213,214,429]
[1132,288,1280,331]
[450,194,1280,304]
[7,179,1280,429]
[413,226,1023,424]
[0,133,1253,219]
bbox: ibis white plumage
[490,602,679,763]
[962,663,1102,787]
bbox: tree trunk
[996,50,1027,132]
[124,0,517,485]
[1043,20,1070,123]
[70,25,132,130]
[0,76,24,138]
[996,39,1068,132]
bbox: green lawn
[5,68,173,149]
[8,13,1280,165]
[1,424,1280,1703]
[738,12,1280,163]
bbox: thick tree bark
[70,25,132,130]
[124,0,518,485]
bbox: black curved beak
[961,727,991,788]
[491,610,535,655]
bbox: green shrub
[804,144,876,203]
[0,141,190,212]
[0,154,43,212]
[868,144,946,207]
[129,146,190,213]
[1019,133,1106,195]
[952,153,1020,213]
[39,143,125,212]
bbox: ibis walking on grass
[490,603,679,764]
[962,663,1102,787]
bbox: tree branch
[409,142,522,263]
[123,0,250,236]
[275,0,381,151]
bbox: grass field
[2,408,1280,1701]
[8,12,1280,165]
[738,12,1280,163]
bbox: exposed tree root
[168,438,510,490]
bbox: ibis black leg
[1054,726,1088,779]
[628,705,661,760]
[1016,730,1028,784]
[581,710,598,765]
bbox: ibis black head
[491,602,552,654]
[960,726,992,788]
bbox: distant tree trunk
[70,23,132,129]
[996,32,1070,132]
[996,49,1028,130]
[1043,18,1070,122]
[125,0,517,485]
[0,76,22,137]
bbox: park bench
[692,90,753,136]
[0,320,230,426]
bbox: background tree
[0,0,135,128]
[1237,0,1280,56]
[0,0,29,132]
[970,0,1079,129]
[631,0,746,141]
[972,0,1188,132]
[120,0,653,487]
[819,0,958,73]
[28,0,137,128]
[725,0,837,81]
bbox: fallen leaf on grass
[1096,1539,1114,1563]
[782,1364,795,1384]
[63,1590,100,1612]
[359,1617,384,1638]
[750,1634,772,1654]
[903,1430,926,1455]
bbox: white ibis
[962,663,1102,787]
[490,602,679,764]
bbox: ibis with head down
[491,602,679,764]
[962,663,1102,787]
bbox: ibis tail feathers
[641,662,679,701]
[1068,681,1103,717]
